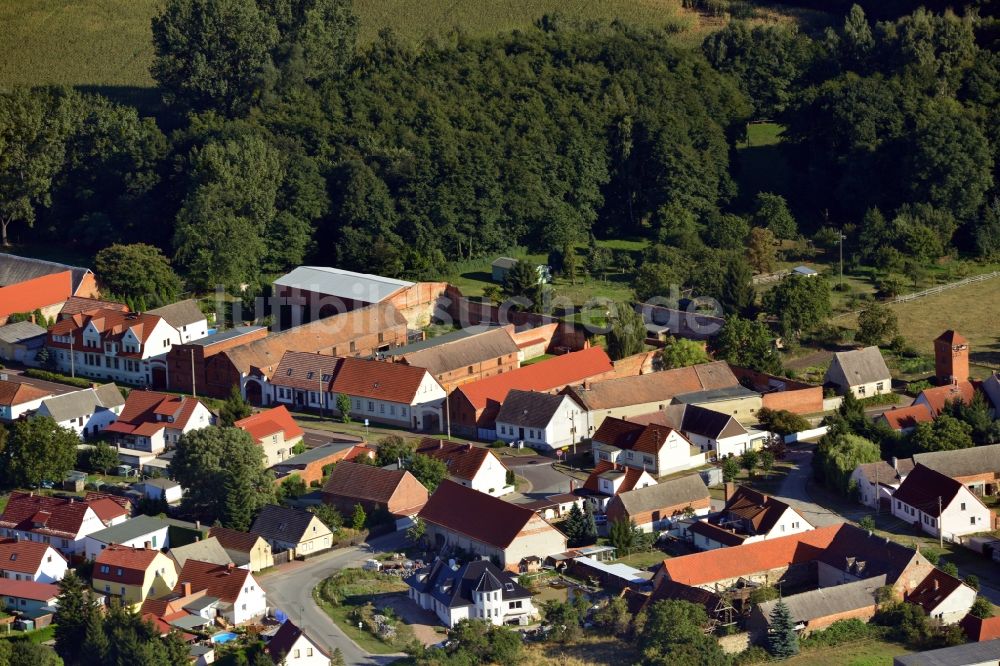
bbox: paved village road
[259,532,408,666]
[507,456,575,496]
[770,449,856,527]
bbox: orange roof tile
[880,403,934,430]
[0,538,66,574]
[0,271,73,319]
[582,461,649,495]
[0,379,52,407]
[103,391,207,437]
[173,559,250,603]
[93,545,162,585]
[455,348,613,411]
[331,356,433,404]
[235,405,304,442]
[661,525,842,586]
[918,381,977,416]
[962,614,1000,642]
[0,492,124,539]
[416,439,502,482]
[907,568,965,615]
[0,579,59,602]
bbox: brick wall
[443,290,587,351]
[167,328,269,395]
[387,475,430,515]
[611,351,658,378]
[730,365,824,415]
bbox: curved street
[258,532,408,665]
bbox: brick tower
[934,330,969,385]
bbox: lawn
[785,638,909,666]
[609,548,668,570]
[313,569,413,655]
[522,632,640,665]
[734,122,794,209]
[839,273,1000,375]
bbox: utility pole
[938,496,943,548]
[190,349,196,398]
[318,367,324,421]
[839,231,846,290]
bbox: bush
[800,619,880,649]
[857,393,902,408]
[732,645,771,665]
[489,440,507,448]
[757,407,811,436]
[23,369,95,390]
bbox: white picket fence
[833,271,1000,319]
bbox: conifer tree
[768,599,799,658]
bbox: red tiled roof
[0,492,118,539]
[592,417,684,455]
[961,614,1000,642]
[322,461,427,508]
[59,296,129,318]
[267,620,327,663]
[93,545,162,586]
[0,271,73,319]
[918,381,977,416]
[0,579,59,602]
[85,492,133,520]
[455,348,613,411]
[173,559,250,603]
[723,486,793,534]
[270,352,436,404]
[331,356,432,404]
[0,379,51,407]
[687,519,748,546]
[907,568,965,614]
[235,405,304,443]
[892,464,967,517]
[880,404,934,430]
[104,390,206,437]
[0,538,65,574]
[419,480,557,549]
[48,308,166,349]
[661,525,842,586]
[416,439,501,482]
[582,461,648,495]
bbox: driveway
[769,449,853,527]
[258,532,408,665]
[506,456,574,496]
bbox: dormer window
[306,371,314,380]
[286,368,293,376]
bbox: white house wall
[229,575,267,625]
[468,453,512,497]
[925,584,977,625]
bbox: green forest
[1,0,999,313]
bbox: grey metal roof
[147,300,205,328]
[495,390,572,429]
[827,346,891,388]
[0,253,92,293]
[757,575,885,626]
[170,614,212,630]
[188,326,266,347]
[169,537,233,569]
[38,384,124,423]
[86,515,169,545]
[183,596,220,612]
[273,266,413,303]
[0,321,46,344]
[615,474,709,516]
[894,637,1000,665]
[673,385,759,404]
[913,444,1000,480]
[142,478,180,490]
[273,442,355,467]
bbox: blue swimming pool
[211,632,239,644]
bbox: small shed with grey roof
[0,321,46,363]
[491,257,518,283]
[750,575,885,638]
[825,346,892,399]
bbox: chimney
[182,582,192,597]
[891,457,898,472]
[195,520,201,531]
[226,562,235,571]
[724,482,735,502]
[583,380,591,390]
[933,578,940,591]
[144,541,152,550]
[569,479,575,492]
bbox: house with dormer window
[46,306,195,387]
[405,559,535,628]
[102,390,213,467]
[92,545,178,608]
[0,492,129,556]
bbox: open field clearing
[0,0,819,88]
